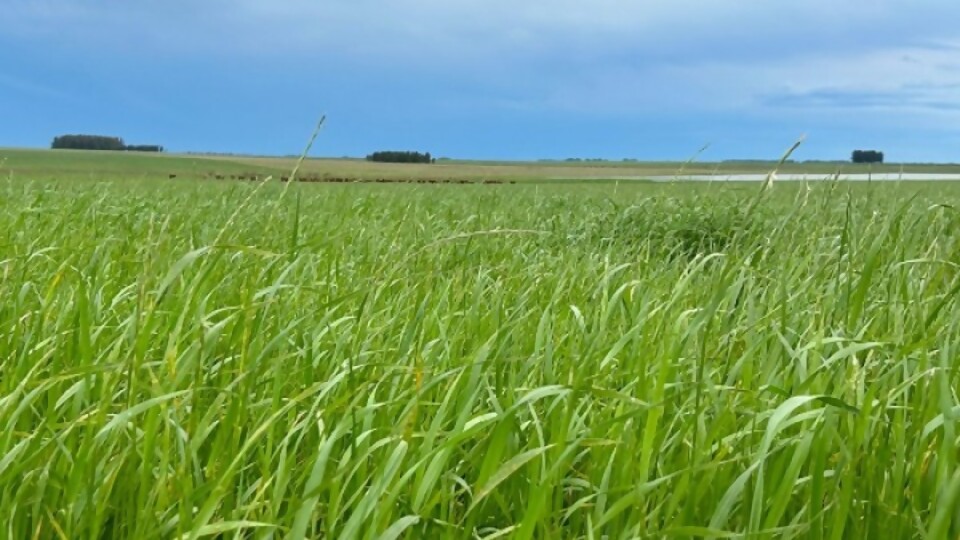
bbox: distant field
[3,172,960,537]
[4,147,960,182]
[222,155,960,181]
[0,148,283,180]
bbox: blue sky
[2,1,960,161]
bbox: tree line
[851,150,884,164]
[366,151,434,164]
[51,134,164,153]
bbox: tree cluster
[125,145,165,152]
[851,150,884,164]
[51,134,164,152]
[52,134,125,151]
[366,151,434,164]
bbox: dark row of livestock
[166,172,516,185]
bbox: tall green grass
[1,178,959,538]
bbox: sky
[2,1,960,162]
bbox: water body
[555,173,960,182]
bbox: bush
[851,150,884,164]
[125,145,164,153]
[366,151,433,164]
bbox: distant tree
[125,145,164,152]
[366,151,433,164]
[51,135,164,152]
[851,150,884,164]
[52,134,126,151]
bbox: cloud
[7,1,959,64]
[762,87,960,112]
[5,1,960,136]
[753,43,960,119]
[446,39,960,121]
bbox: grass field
[4,147,960,183]
[0,148,284,181]
[2,156,960,537]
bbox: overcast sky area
[2,1,960,161]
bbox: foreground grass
[1,178,960,538]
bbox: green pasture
[0,148,282,180]
[2,174,960,538]
[4,147,960,183]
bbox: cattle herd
[164,172,515,184]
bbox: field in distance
[4,146,960,182]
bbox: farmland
[4,147,960,183]
[2,150,960,538]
